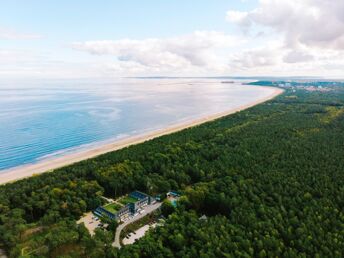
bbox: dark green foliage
[0,85,344,257]
[161,200,175,217]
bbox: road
[112,202,161,248]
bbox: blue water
[0,79,275,171]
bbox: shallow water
[0,79,274,171]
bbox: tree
[161,200,175,217]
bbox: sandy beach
[0,86,283,185]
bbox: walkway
[101,196,115,203]
[112,202,161,248]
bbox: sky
[1,0,344,79]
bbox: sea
[0,78,275,172]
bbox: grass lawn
[103,203,122,214]
[118,196,138,205]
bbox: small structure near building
[166,191,180,207]
[167,191,180,198]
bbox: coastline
[0,86,284,185]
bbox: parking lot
[77,212,103,236]
[122,222,157,245]
[113,202,162,248]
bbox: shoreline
[0,86,284,185]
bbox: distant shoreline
[0,86,284,185]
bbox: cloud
[226,0,344,50]
[71,31,244,74]
[226,10,251,28]
[224,0,344,77]
[230,41,316,69]
[71,2,344,77]
[283,50,314,63]
[0,49,104,79]
[231,48,279,69]
[226,40,344,77]
[0,27,41,40]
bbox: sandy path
[0,86,283,185]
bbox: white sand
[0,86,283,185]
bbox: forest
[0,83,343,257]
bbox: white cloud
[226,10,251,28]
[226,39,344,77]
[69,2,344,77]
[0,49,104,79]
[226,0,344,50]
[283,50,314,64]
[3,1,344,79]
[0,27,41,40]
[71,31,244,75]
[231,47,279,69]
[224,0,344,77]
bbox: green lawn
[118,196,138,205]
[103,203,122,214]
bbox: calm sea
[0,79,274,171]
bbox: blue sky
[1,1,256,39]
[1,0,343,78]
